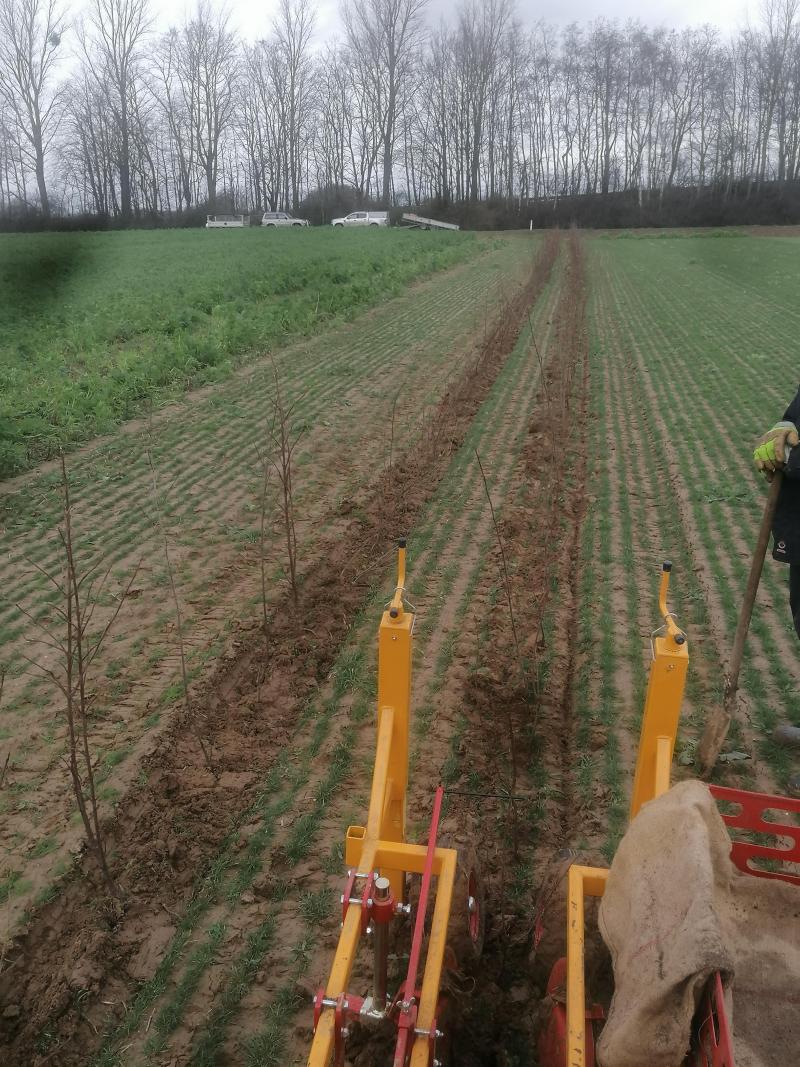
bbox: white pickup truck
[331,211,388,228]
[262,211,309,227]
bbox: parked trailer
[400,212,460,231]
[205,214,250,228]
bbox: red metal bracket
[710,784,800,886]
[312,988,326,1031]
[393,785,445,1067]
[360,871,376,934]
[372,886,396,925]
[341,869,357,925]
[341,869,378,932]
[537,958,603,1067]
[691,971,734,1066]
[332,992,365,1067]
[393,999,419,1067]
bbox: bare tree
[0,0,65,216]
[20,458,140,897]
[343,0,428,206]
[273,0,315,210]
[1,1,799,220]
[149,28,196,211]
[82,0,151,222]
[173,1,238,209]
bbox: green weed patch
[0,228,475,476]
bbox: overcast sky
[153,0,758,40]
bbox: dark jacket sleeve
[783,386,800,424]
[784,386,800,480]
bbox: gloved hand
[754,421,799,475]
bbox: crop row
[584,234,800,831]
[0,237,533,931]
[88,243,559,1067]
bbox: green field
[0,227,475,477]
[578,231,800,857]
[3,228,800,1067]
[0,232,534,944]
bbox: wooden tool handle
[699,472,783,775]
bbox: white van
[331,211,389,228]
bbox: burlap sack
[597,779,799,1067]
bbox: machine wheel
[292,222,301,227]
[440,835,485,967]
[334,222,343,227]
[369,221,379,226]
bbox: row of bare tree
[2,0,800,221]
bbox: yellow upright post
[629,562,689,820]
[375,539,414,899]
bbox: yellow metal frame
[308,545,458,1067]
[565,564,688,1067]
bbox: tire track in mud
[0,237,559,1067]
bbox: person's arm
[754,386,800,475]
[783,385,800,425]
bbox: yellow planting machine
[307,551,800,1067]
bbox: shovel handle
[699,472,783,775]
[724,472,783,702]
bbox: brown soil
[0,238,559,1067]
[398,230,595,1064]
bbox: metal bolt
[435,1030,443,1039]
[374,876,391,900]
